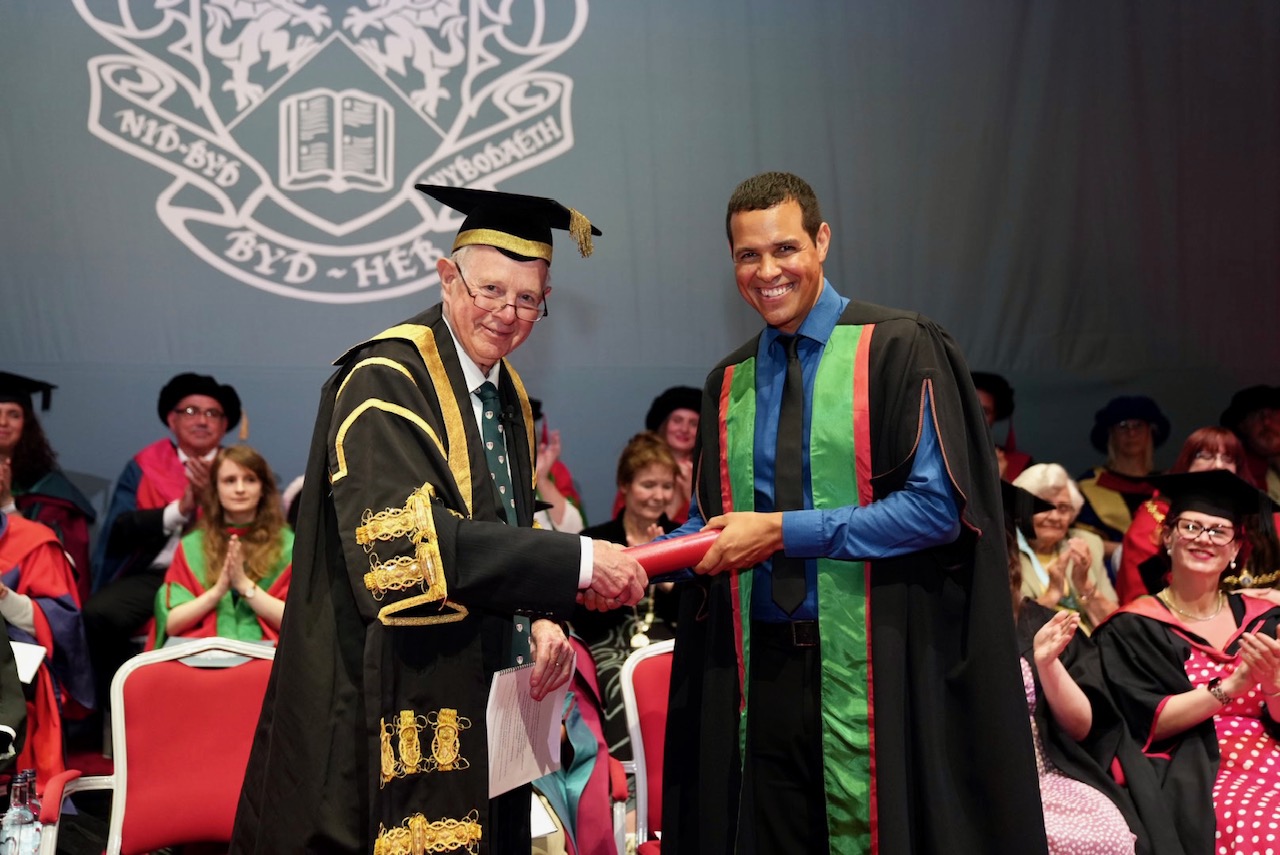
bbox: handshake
[578,539,649,611]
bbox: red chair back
[621,639,674,844]
[112,641,273,854]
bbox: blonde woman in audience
[1013,463,1119,632]
[153,445,292,646]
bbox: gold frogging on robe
[358,483,467,626]
[373,809,482,855]
[379,708,470,785]
[426,708,471,772]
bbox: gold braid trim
[1221,569,1280,589]
[379,717,397,787]
[358,484,438,545]
[360,484,449,616]
[503,362,537,497]
[411,325,473,516]
[373,810,482,855]
[397,709,427,776]
[426,708,471,772]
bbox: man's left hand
[528,619,573,701]
[695,512,785,575]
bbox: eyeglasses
[173,406,225,420]
[1171,517,1237,546]
[454,263,548,323]
[1113,420,1151,433]
[1192,450,1236,466]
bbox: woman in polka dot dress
[1098,471,1280,855]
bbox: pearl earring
[1230,558,1238,570]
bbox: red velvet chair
[619,639,674,855]
[37,637,275,855]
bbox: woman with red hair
[1115,427,1280,604]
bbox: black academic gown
[1016,601,1185,855]
[232,305,582,854]
[662,300,1048,855]
[1096,594,1280,854]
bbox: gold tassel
[239,409,250,441]
[568,208,593,258]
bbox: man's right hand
[581,540,647,611]
[179,456,214,517]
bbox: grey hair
[1012,463,1085,514]
[450,244,552,291]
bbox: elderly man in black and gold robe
[232,188,646,854]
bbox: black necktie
[772,335,806,614]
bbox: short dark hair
[725,172,824,243]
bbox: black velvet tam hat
[156,372,242,431]
[1090,395,1171,453]
[0,372,56,411]
[971,372,1015,422]
[645,386,702,432]
[415,185,602,264]
[1220,385,1280,433]
[1146,470,1278,524]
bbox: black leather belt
[753,619,819,648]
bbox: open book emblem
[71,0,588,303]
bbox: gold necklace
[1158,588,1226,621]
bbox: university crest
[72,0,589,302]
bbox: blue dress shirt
[667,282,961,621]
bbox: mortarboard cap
[0,372,57,411]
[1145,470,1278,524]
[414,185,602,264]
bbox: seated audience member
[153,445,292,647]
[973,371,1033,480]
[612,386,700,525]
[1077,396,1170,562]
[84,373,240,704]
[532,638,617,855]
[530,398,586,534]
[1013,464,1119,632]
[0,373,96,600]
[1116,426,1278,604]
[1220,384,1280,504]
[1097,470,1280,855]
[577,431,679,758]
[1003,481,1185,855]
[0,512,93,787]
[0,614,26,771]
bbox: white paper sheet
[486,657,573,798]
[9,641,45,684]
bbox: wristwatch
[1207,677,1232,705]
[242,585,257,600]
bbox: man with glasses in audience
[233,187,647,854]
[83,372,241,712]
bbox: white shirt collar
[441,312,502,394]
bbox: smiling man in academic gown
[660,172,1047,854]
[232,188,647,854]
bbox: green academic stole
[718,323,876,852]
